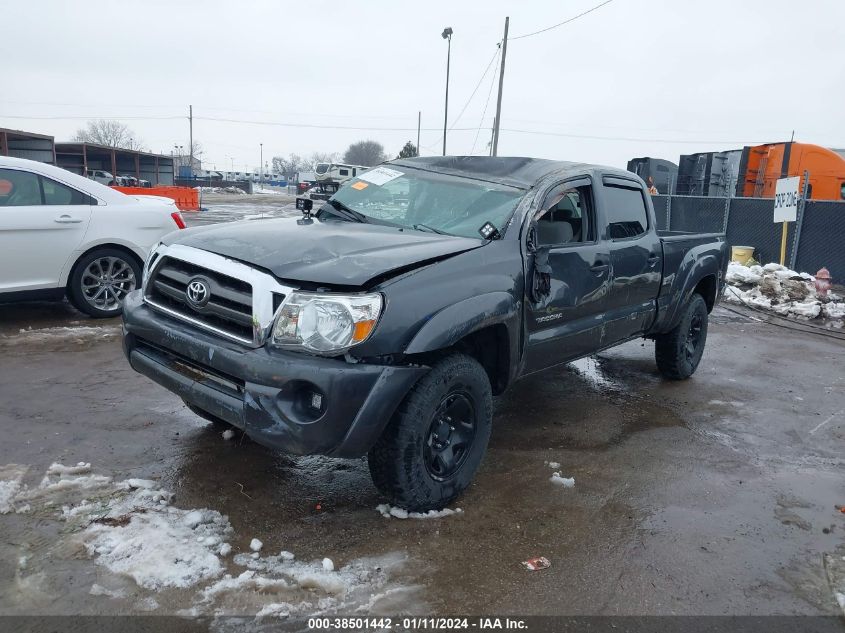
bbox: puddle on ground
[492,358,684,451]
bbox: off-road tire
[655,293,709,380]
[68,247,141,318]
[368,353,493,512]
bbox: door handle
[54,215,82,224]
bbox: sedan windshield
[324,166,524,238]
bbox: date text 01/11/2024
[307,617,528,630]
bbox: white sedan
[0,156,186,317]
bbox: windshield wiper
[320,199,368,223]
[412,223,449,235]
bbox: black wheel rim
[424,390,477,481]
[685,312,703,362]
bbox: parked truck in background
[675,150,742,197]
[122,156,729,511]
[631,141,845,201]
[626,157,678,195]
[735,142,845,201]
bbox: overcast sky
[1,0,842,171]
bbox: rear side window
[604,185,648,239]
[0,169,94,206]
[0,168,42,206]
[42,176,92,205]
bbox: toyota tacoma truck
[122,157,729,511]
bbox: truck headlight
[142,243,163,287]
[271,292,382,354]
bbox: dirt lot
[1,198,844,626]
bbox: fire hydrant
[815,268,832,297]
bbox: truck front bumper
[121,291,427,457]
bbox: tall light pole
[441,27,453,157]
[259,143,263,189]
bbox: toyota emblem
[185,278,211,308]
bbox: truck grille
[145,256,256,343]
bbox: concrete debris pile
[195,186,247,195]
[724,262,844,326]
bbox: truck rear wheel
[368,353,493,512]
[655,293,709,380]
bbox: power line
[509,0,617,41]
[0,114,185,121]
[423,46,501,152]
[5,113,830,146]
[498,127,765,145]
[471,47,502,154]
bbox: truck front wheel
[368,353,493,512]
[654,293,709,380]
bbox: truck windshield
[325,166,524,238]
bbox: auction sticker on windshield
[359,166,403,186]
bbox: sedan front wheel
[68,248,141,318]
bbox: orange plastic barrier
[112,186,200,211]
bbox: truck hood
[165,217,484,287]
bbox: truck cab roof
[389,156,640,190]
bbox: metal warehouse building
[55,142,175,185]
[0,128,56,164]
[0,127,175,185]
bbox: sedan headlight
[271,292,382,354]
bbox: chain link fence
[651,195,844,278]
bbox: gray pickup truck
[122,157,729,511]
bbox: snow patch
[725,262,842,325]
[89,583,126,599]
[322,558,335,572]
[197,551,411,616]
[250,538,263,552]
[0,464,28,514]
[39,462,112,492]
[376,504,463,519]
[550,472,575,488]
[221,429,235,441]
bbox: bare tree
[272,153,308,180]
[189,141,205,161]
[310,151,341,165]
[73,120,145,151]
[343,141,387,167]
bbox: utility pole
[188,104,194,178]
[417,111,421,156]
[492,17,509,157]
